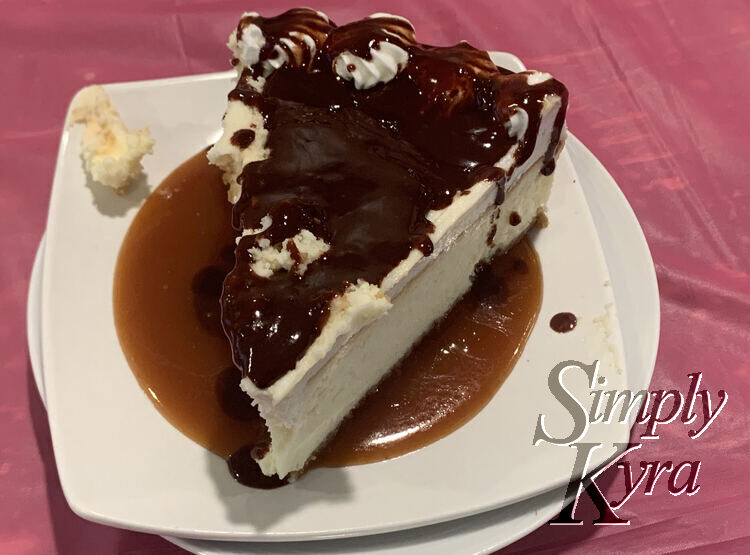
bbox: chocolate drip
[216,366,258,422]
[192,266,228,335]
[230,129,256,149]
[550,312,577,333]
[192,242,235,336]
[470,262,507,303]
[227,445,288,489]
[222,10,568,389]
[487,224,497,247]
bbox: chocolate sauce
[487,224,497,246]
[223,10,568,389]
[470,262,507,302]
[228,446,288,489]
[230,129,256,149]
[550,312,577,333]
[114,151,542,487]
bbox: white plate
[29,134,658,554]
[28,236,569,554]
[40,52,654,542]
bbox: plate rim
[28,132,658,553]
[36,56,659,542]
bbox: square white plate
[42,52,642,541]
[29,137,659,554]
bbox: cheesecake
[68,85,154,193]
[208,9,568,479]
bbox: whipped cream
[228,10,328,77]
[232,13,263,66]
[526,71,553,85]
[332,13,415,90]
[333,41,409,90]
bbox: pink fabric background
[1,1,748,553]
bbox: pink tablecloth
[1,1,748,553]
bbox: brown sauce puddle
[113,151,542,477]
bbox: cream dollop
[526,71,553,85]
[333,42,409,90]
[332,13,414,90]
[232,13,263,66]
[230,11,327,78]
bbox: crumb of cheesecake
[241,215,272,237]
[325,280,392,330]
[67,85,154,194]
[248,229,330,277]
[534,211,549,229]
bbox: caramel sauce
[114,151,542,473]
[114,149,262,458]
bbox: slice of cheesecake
[208,9,568,480]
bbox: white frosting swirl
[234,13,263,67]
[526,71,553,85]
[230,11,325,78]
[332,13,414,90]
[333,42,409,90]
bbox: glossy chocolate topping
[550,312,577,333]
[222,9,568,389]
[230,129,256,149]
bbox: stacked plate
[28,53,659,554]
